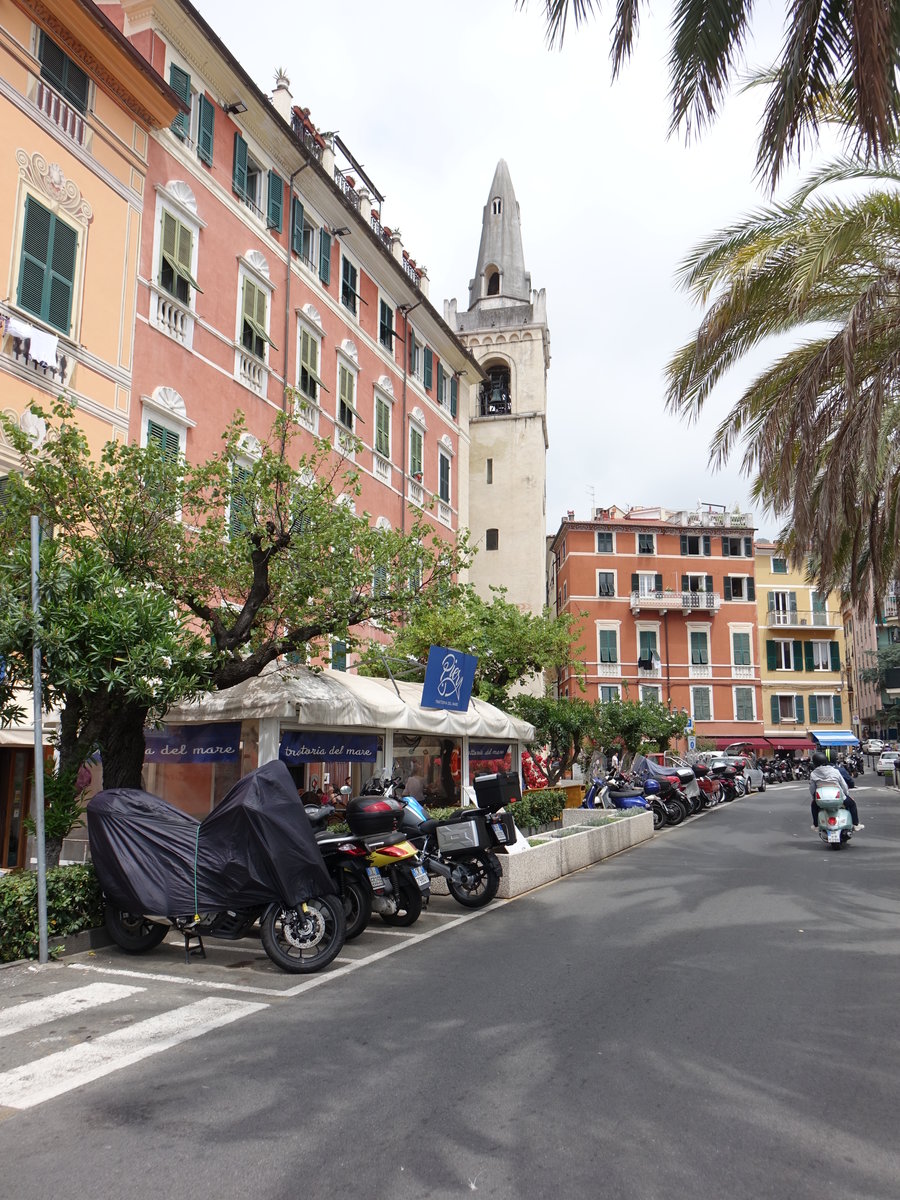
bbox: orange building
[549,505,764,745]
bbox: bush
[0,865,103,963]
[510,789,567,830]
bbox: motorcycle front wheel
[446,851,501,908]
[260,896,346,973]
[105,907,169,954]
[664,799,686,826]
[380,874,424,926]
[650,800,666,830]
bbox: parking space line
[0,984,144,1038]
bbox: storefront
[153,664,535,814]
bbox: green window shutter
[18,195,51,317]
[771,695,780,724]
[693,688,710,720]
[232,132,249,199]
[410,428,423,476]
[793,640,804,672]
[436,361,444,402]
[703,535,711,555]
[424,347,433,389]
[169,64,191,139]
[833,695,842,724]
[766,640,777,671]
[830,642,840,671]
[705,574,714,594]
[747,578,755,601]
[794,695,804,723]
[804,641,815,671]
[229,464,251,537]
[375,398,390,457]
[318,230,331,284]
[450,376,458,418]
[39,33,89,113]
[767,590,775,611]
[723,577,732,601]
[744,537,753,557]
[439,454,450,502]
[680,534,687,555]
[146,419,180,462]
[47,216,77,334]
[733,632,750,665]
[267,171,283,231]
[681,574,688,592]
[242,278,275,354]
[19,197,77,334]
[408,329,416,373]
[808,695,818,723]
[789,591,798,615]
[338,366,355,429]
[291,197,305,255]
[197,93,215,164]
[722,537,731,557]
[631,573,639,592]
[654,573,662,591]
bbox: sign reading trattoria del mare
[279,731,379,763]
[421,646,478,712]
[144,723,242,764]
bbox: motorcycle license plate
[412,865,429,891]
[488,817,508,843]
[366,866,385,891]
[827,830,841,843]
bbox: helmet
[643,778,660,794]
[811,750,827,768]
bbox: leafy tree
[357,584,583,708]
[860,641,900,726]
[522,0,900,187]
[512,694,603,787]
[0,399,467,788]
[596,695,690,760]
[665,155,900,602]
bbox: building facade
[845,584,900,743]
[550,505,764,743]
[445,160,549,622]
[755,542,851,750]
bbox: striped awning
[811,730,859,747]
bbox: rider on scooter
[809,750,864,831]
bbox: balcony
[765,609,839,629]
[689,664,713,679]
[34,79,86,147]
[630,590,721,614]
[407,478,424,507]
[884,596,898,620]
[237,350,265,395]
[372,454,391,484]
[732,665,755,679]
[437,500,452,527]
[151,287,193,348]
[596,663,619,678]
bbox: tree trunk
[45,836,63,868]
[98,703,150,789]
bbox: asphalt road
[2,778,899,1200]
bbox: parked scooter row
[582,753,750,830]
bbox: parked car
[875,750,899,777]
[694,751,766,792]
[862,739,885,755]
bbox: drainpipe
[398,300,422,536]
[283,163,312,418]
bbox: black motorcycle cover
[87,759,336,916]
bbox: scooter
[813,782,854,849]
[582,768,663,830]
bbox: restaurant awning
[811,730,860,747]
[769,737,816,751]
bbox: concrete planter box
[497,837,561,899]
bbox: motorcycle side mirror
[340,785,352,796]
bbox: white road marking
[0,996,266,1110]
[0,984,144,1038]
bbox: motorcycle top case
[345,795,404,836]
[87,759,336,917]
[472,771,522,813]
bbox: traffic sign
[687,736,696,751]
[685,717,694,732]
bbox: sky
[192,0,808,539]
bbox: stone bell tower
[444,160,550,620]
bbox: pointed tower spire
[467,160,531,310]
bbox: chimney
[567,510,575,521]
[271,69,292,121]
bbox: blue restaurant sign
[421,645,478,712]
[144,722,242,764]
[279,731,379,763]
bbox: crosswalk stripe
[0,996,266,1110]
[1,984,144,1039]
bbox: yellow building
[0,0,180,868]
[755,542,854,753]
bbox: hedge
[0,865,103,963]
[509,789,567,830]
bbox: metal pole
[31,515,48,963]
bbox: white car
[862,739,885,755]
[876,750,899,777]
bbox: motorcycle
[813,782,855,849]
[88,760,346,974]
[396,793,507,909]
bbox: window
[341,256,360,316]
[423,347,433,390]
[635,572,661,597]
[772,640,795,670]
[598,628,618,664]
[724,575,755,601]
[486,269,500,295]
[17,196,77,334]
[734,687,755,721]
[232,133,262,214]
[338,364,356,431]
[723,536,752,557]
[297,325,324,403]
[732,632,751,666]
[597,571,615,597]
[266,170,283,232]
[812,695,835,723]
[810,641,831,670]
[486,459,493,484]
[438,451,450,504]
[168,63,190,139]
[772,557,788,574]
[691,687,712,721]
[146,419,180,462]
[776,694,801,721]
[408,329,421,379]
[485,528,499,551]
[409,426,423,478]
[159,211,201,305]
[375,395,391,459]
[197,94,215,165]
[229,463,251,538]
[768,590,798,624]
[241,277,273,360]
[683,574,713,593]
[637,533,655,554]
[491,197,502,215]
[680,533,711,556]
[38,32,89,113]
[596,531,614,553]
[640,685,661,703]
[290,198,316,267]
[331,639,347,672]
[436,361,450,408]
[379,300,394,351]
[690,630,709,664]
[600,685,620,703]
[638,630,658,667]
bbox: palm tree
[523,0,900,188]
[665,155,900,603]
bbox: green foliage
[357,584,583,708]
[513,695,602,786]
[596,695,690,760]
[511,789,567,829]
[0,865,103,963]
[23,765,85,842]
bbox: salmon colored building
[550,505,764,745]
[0,0,180,867]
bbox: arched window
[486,270,500,296]
[480,363,511,415]
[491,197,502,215]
